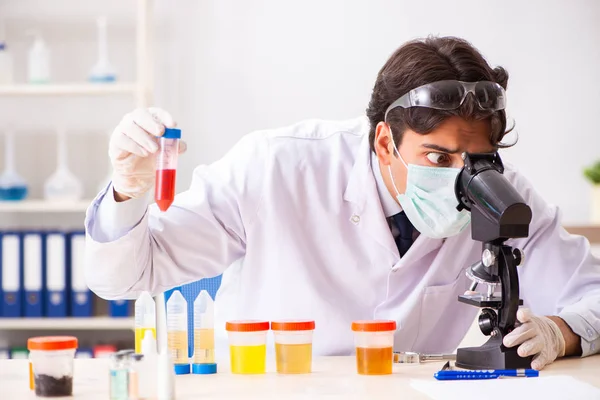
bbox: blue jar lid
[174,363,191,375]
[163,127,181,139]
[192,363,217,374]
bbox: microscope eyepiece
[455,152,532,243]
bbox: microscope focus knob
[478,308,498,336]
[513,249,525,266]
[482,249,496,267]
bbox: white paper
[410,375,600,400]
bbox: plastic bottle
[27,31,50,84]
[192,290,217,374]
[0,130,28,201]
[140,330,158,400]
[89,16,116,82]
[0,22,13,84]
[156,292,176,400]
[166,290,190,374]
[134,292,156,354]
[155,128,181,212]
[43,129,84,201]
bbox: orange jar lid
[226,320,270,332]
[271,320,315,331]
[28,336,78,351]
[351,320,397,332]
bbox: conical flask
[43,128,83,201]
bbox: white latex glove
[503,308,566,370]
[109,107,187,199]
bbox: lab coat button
[351,215,360,224]
[586,328,594,338]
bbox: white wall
[1,0,599,225]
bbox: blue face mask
[387,133,471,239]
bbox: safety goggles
[384,80,506,121]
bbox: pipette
[43,129,83,201]
[192,290,217,374]
[89,16,116,82]
[166,290,190,374]
[134,292,156,354]
[0,130,28,201]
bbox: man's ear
[374,122,394,166]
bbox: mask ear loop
[387,123,407,197]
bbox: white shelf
[0,83,137,96]
[0,200,92,213]
[0,317,134,330]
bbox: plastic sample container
[226,320,269,374]
[28,336,78,397]
[271,320,315,374]
[155,127,181,212]
[351,320,396,375]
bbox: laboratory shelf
[0,317,134,330]
[0,200,92,212]
[0,83,136,96]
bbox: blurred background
[0,0,598,358]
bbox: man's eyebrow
[421,143,461,154]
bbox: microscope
[454,152,533,370]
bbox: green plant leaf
[584,161,600,184]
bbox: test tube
[192,290,217,374]
[155,127,181,212]
[134,292,156,354]
[166,290,190,374]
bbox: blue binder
[23,232,44,317]
[44,232,67,317]
[68,231,92,317]
[75,348,94,359]
[109,299,130,317]
[1,232,22,317]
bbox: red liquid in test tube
[155,127,181,211]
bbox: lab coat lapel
[344,134,398,258]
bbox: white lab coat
[84,116,600,357]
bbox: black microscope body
[454,152,534,370]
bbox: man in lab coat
[85,36,600,370]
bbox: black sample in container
[34,374,73,397]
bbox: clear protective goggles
[384,80,506,121]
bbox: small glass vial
[109,351,131,400]
[155,127,181,212]
[128,354,144,400]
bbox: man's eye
[426,152,449,165]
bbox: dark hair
[366,36,513,151]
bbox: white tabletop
[1,356,599,399]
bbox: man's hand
[503,308,566,370]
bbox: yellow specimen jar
[351,320,397,375]
[225,320,269,374]
[271,320,315,374]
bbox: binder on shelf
[10,347,28,359]
[68,231,92,317]
[44,232,67,317]
[1,232,22,317]
[23,232,44,317]
[109,299,130,317]
[75,348,94,359]
[0,349,9,359]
